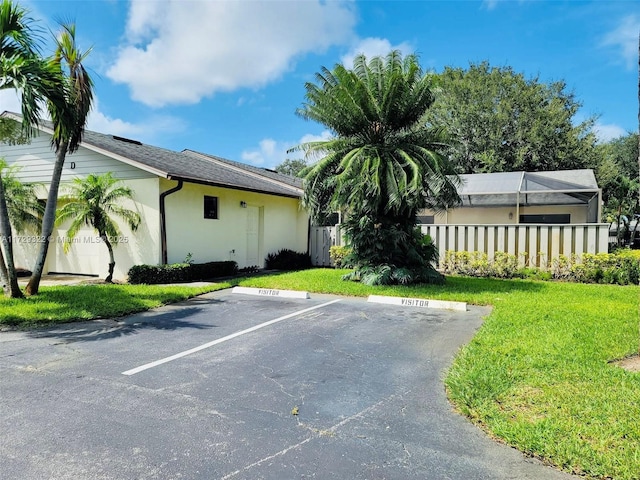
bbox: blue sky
[1,0,638,169]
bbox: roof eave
[167,175,302,199]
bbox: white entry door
[246,206,260,267]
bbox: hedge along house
[418,169,609,266]
[0,112,308,281]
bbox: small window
[519,214,570,224]
[417,215,435,225]
[204,196,218,219]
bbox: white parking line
[122,299,341,376]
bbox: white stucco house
[0,112,309,280]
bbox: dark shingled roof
[2,112,303,199]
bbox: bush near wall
[443,250,640,285]
[265,249,311,271]
[128,261,238,284]
[329,246,352,268]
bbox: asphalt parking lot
[0,289,577,480]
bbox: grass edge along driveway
[0,282,232,328]
[236,269,640,480]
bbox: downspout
[160,180,183,265]
[516,172,525,224]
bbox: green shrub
[128,261,238,284]
[443,251,518,278]
[568,252,639,285]
[265,249,312,271]
[444,250,640,285]
[128,263,192,284]
[329,245,352,268]
[189,261,238,280]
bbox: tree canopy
[274,158,307,177]
[423,62,599,174]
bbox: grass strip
[238,269,640,480]
[0,282,231,328]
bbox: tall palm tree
[0,0,60,298]
[56,173,140,283]
[25,22,93,295]
[294,51,460,285]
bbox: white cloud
[602,15,640,69]
[87,108,185,144]
[593,122,627,143]
[1,90,182,144]
[241,130,332,168]
[340,37,414,68]
[107,0,356,107]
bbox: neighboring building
[416,169,607,266]
[419,169,602,225]
[0,112,308,280]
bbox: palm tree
[0,161,42,297]
[25,22,93,295]
[2,162,42,232]
[0,0,61,298]
[294,51,460,285]
[0,0,64,135]
[56,173,140,283]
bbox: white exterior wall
[1,133,160,280]
[427,204,589,225]
[162,180,308,268]
[11,178,161,281]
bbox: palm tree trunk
[0,243,11,291]
[100,233,115,283]
[0,172,24,298]
[25,140,69,295]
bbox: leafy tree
[0,0,62,298]
[25,22,94,295]
[595,133,640,245]
[606,175,639,247]
[294,51,460,285]
[423,62,598,174]
[275,158,307,177]
[56,173,140,283]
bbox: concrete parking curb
[368,294,467,311]
[232,286,310,299]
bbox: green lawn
[238,269,640,480]
[0,282,231,328]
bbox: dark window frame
[204,195,219,220]
[416,215,435,225]
[519,214,570,224]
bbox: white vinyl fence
[421,223,610,267]
[310,223,610,267]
